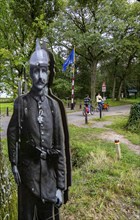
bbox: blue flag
[62,49,75,72]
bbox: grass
[1,99,140,220]
[0,139,17,220]
[79,97,140,107]
[103,97,140,107]
[1,139,9,157]
[1,97,140,115]
[61,125,140,220]
[104,115,140,145]
[0,102,13,116]
[90,115,140,145]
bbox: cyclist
[96,93,103,111]
[84,95,91,114]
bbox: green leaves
[62,124,140,219]
[0,0,140,100]
[126,103,140,133]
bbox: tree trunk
[117,79,123,101]
[91,60,97,102]
[112,76,116,101]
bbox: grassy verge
[104,115,140,145]
[105,97,140,107]
[91,115,140,145]
[1,97,140,115]
[1,110,140,219]
[75,97,140,108]
[0,103,13,116]
[0,139,17,220]
[61,125,140,220]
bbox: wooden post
[85,107,88,124]
[71,76,75,110]
[71,47,75,110]
[115,139,121,160]
[6,107,9,116]
[99,107,102,118]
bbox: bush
[0,140,17,220]
[126,103,140,133]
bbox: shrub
[0,140,17,220]
[126,103,140,133]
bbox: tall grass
[0,140,17,220]
[103,115,140,145]
[1,109,140,219]
[61,125,140,220]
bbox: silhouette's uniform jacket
[7,90,66,203]
[7,39,71,219]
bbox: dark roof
[128,89,137,93]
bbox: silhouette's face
[31,66,49,91]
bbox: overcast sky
[128,0,137,2]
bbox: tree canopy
[0,0,140,100]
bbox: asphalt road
[0,105,131,138]
[67,105,131,125]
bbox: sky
[128,0,137,2]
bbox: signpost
[102,82,106,99]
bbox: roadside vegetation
[110,116,140,145]
[0,0,140,218]
[126,103,140,133]
[1,97,140,116]
[0,139,17,220]
[104,97,140,107]
[1,123,140,220]
[94,115,140,146]
[61,103,140,219]
[61,124,140,220]
[66,97,140,110]
[1,0,140,101]
[104,102,140,145]
[0,102,13,116]
[0,98,140,219]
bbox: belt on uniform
[36,146,60,160]
[40,151,47,160]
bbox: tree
[1,0,140,100]
[0,0,64,97]
[106,0,140,100]
[52,0,114,100]
[47,0,140,101]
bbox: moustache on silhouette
[37,79,46,84]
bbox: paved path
[1,105,131,138]
[67,104,140,155]
[0,116,11,139]
[67,105,131,125]
[1,104,140,155]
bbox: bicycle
[82,104,94,116]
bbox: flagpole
[71,46,75,110]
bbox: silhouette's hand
[55,189,63,208]
[11,164,21,185]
